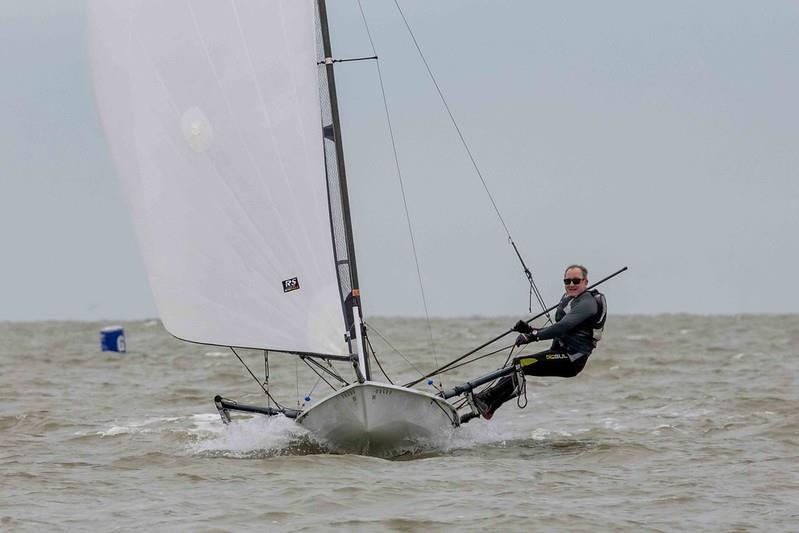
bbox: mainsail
[89,0,349,356]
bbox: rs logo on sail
[282,277,300,293]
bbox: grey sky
[2,0,798,321]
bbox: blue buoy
[427,379,434,385]
[304,396,311,402]
[100,325,126,353]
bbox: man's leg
[473,349,558,419]
[516,351,587,378]
[473,350,588,419]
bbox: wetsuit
[475,290,600,416]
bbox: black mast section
[317,0,370,380]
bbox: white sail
[88,0,348,355]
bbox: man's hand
[512,320,532,334]
[514,330,539,346]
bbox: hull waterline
[296,382,459,456]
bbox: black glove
[514,330,539,346]
[512,320,532,334]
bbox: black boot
[474,375,517,419]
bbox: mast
[317,0,371,380]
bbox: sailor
[473,264,607,419]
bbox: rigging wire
[454,397,470,409]
[365,334,394,384]
[390,0,551,321]
[439,342,515,374]
[365,321,425,377]
[485,344,517,395]
[302,359,337,394]
[451,343,519,412]
[355,0,442,385]
[230,347,283,409]
[295,355,300,408]
[264,350,270,409]
[442,343,517,412]
[305,375,322,404]
[302,356,348,385]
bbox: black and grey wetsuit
[538,289,599,361]
[475,290,604,417]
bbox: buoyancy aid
[590,289,607,342]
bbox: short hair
[564,264,588,278]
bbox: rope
[516,368,528,409]
[511,238,551,319]
[356,0,442,385]
[479,345,518,394]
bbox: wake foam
[187,412,517,459]
[188,414,328,458]
[99,411,522,459]
[97,416,183,437]
[426,417,517,454]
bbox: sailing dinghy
[89,0,624,456]
[89,0,474,455]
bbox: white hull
[296,382,459,456]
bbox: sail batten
[90,0,348,355]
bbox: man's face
[564,267,588,298]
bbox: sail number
[282,277,300,293]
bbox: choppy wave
[2,316,798,531]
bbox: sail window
[180,107,213,153]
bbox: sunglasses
[563,278,584,285]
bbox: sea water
[1,316,797,531]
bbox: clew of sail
[89,0,348,356]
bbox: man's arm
[536,294,597,341]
